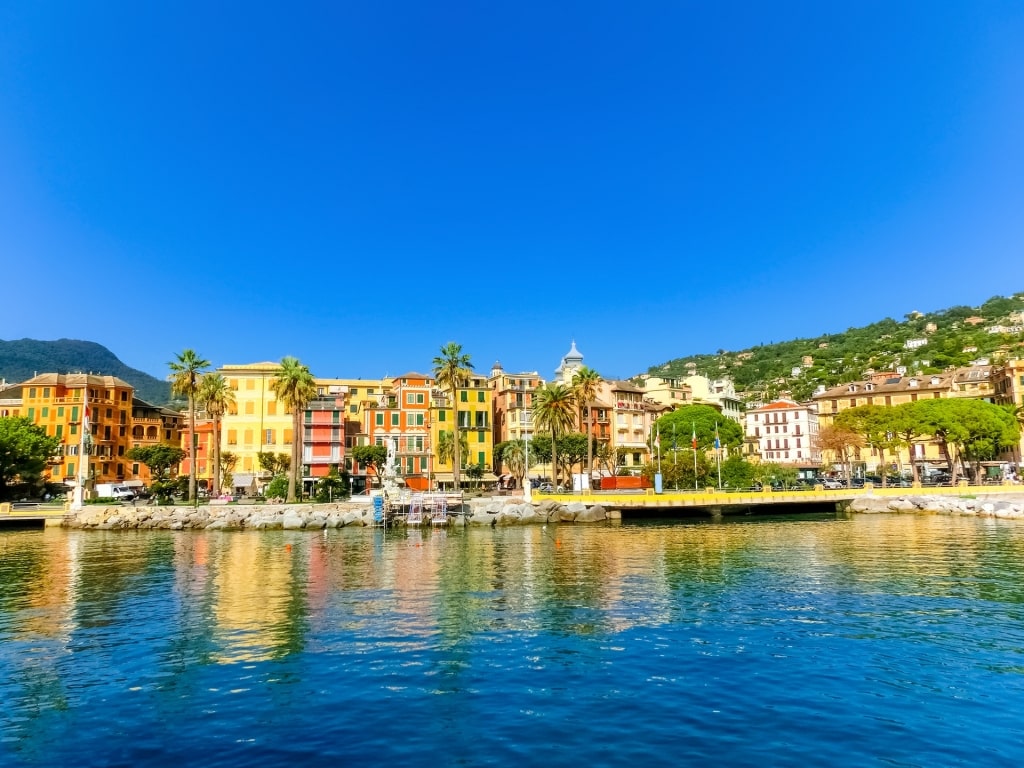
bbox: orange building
[16,373,135,490]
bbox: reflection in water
[2,515,1024,766]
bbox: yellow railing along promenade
[533,483,1024,510]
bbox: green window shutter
[375,413,384,426]
[477,391,484,402]
[460,391,468,402]
[439,410,446,422]
[67,462,75,476]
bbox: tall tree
[352,444,387,488]
[0,417,60,500]
[532,382,577,490]
[198,372,235,496]
[654,404,744,452]
[168,349,210,502]
[431,342,473,490]
[500,439,528,487]
[571,366,601,489]
[835,405,901,487]
[814,424,864,487]
[270,356,317,502]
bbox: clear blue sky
[2,1,1022,381]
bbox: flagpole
[692,421,698,491]
[71,378,88,511]
[715,422,722,490]
[672,422,677,490]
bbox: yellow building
[218,362,294,484]
[430,371,496,488]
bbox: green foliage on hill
[650,293,1024,402]
[0,338,172,405]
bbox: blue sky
[2,1,1022,382]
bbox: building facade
[745,399,821,466]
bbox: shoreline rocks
[848,493,1024,519]
[61,498,620,531]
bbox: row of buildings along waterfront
[2,344,1022,495]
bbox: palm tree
[198,373,235,496]
[432,342,473,490]
[532,382,577,490]
[435,430,469,487]
[502,439,527,488]
[270,356,317,502]
[572,366,601,489]
[169,349,210,502]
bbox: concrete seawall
[60,498,619,530]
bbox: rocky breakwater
[462,498,616,526]
[849,493,1024,519]
[63,502,379,530]
[62,498,618,530]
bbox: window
[57,407,64,417]
[478,451,485,466]
[268,401,277,416]
[391,413,399,426]
[29,388,36,398]
[246,379,256,390]
[41,407,49,418]
[244,429,253,446]
[477,391,485,402]
[416,393,425,404]
[27,408,34,420]
[265,429,274,444]
[375,412,384,426]
[132,463,139,475]
[67,461,75,476]
[460,391,468,402]
[478,430,485,443]
[245,401,255,415]
[284,429,292,445]
[351,388,358,396]
[438,410,446,422]
[407,393,415,404]
[228,430,237,445]
[56,425,63,438]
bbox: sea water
[2,514,1024,766]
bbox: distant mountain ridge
[649,292,1024,403]
[0,338,172,405]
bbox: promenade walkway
[532,483,1024,512]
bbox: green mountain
[0,338,173,405]
[650,293,1024,403]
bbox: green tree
[556,432,594,487]
[916,398,1019,481]
[814,424,864,487]
[835,405,902,487]
[532,383,577,490]
[198,372,235,496]
[435,430,469,478]
[270,356,317,502]
[220,451,238,492]
[720,455,756,490]
[642,449,712,490]
[571,366,602,487]
[654,405,743,452]
[889,402,930,483]
[500,439,528,486]
[314,467,349,502]
[265,475,288,500]
[257,451,291,478]
[432,342,473,489]
[125,444,186,482]
[168,348,210,502]
[126,444,186,504]
[352,444,387,487]
[0,417,60,500]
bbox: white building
[745,399,820,465]
[684,374,744,423]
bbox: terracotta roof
[751,399,803,412]
[813,373,952,399]
[392,372,433,382]
[19,372,133,389]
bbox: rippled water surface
[3,514,1024,766]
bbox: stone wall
[848,493,1024,519]
[61,498,619,531]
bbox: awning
[233,473,256,488]
[122,480,144,488]
[481,472,500,483]
[433,473,454,483]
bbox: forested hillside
[650,293,1024,402]
[0,338,172,405]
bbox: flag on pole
[654,426,660,451]
[82,405,91,435]
[691,423,698,450]
[672,422,677,451]
[714,422,720,451]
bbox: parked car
[821,478,844,490]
